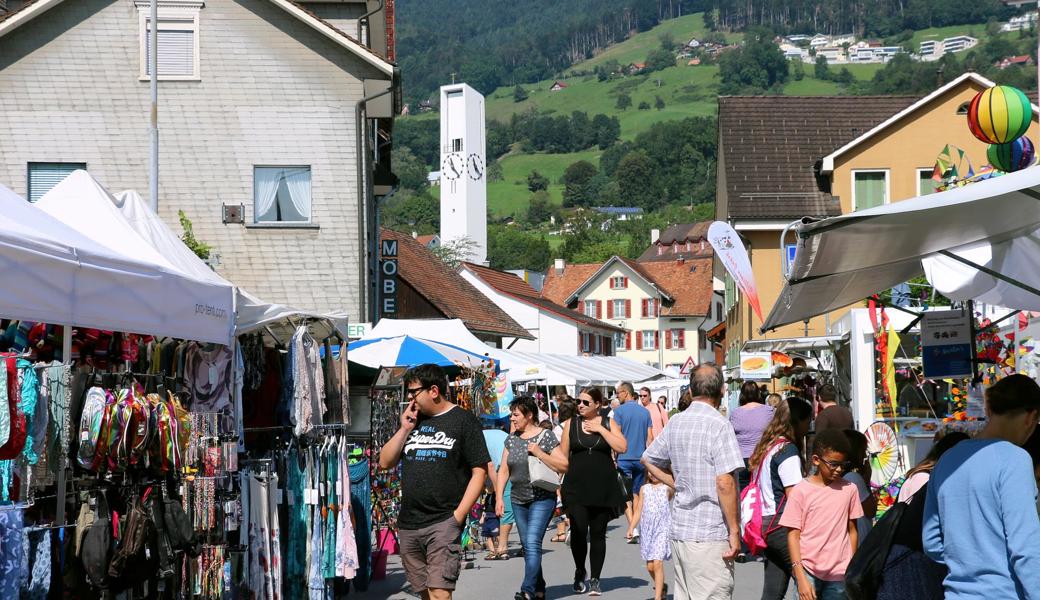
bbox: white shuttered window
[136,2,202,80]
[27,163,86,203]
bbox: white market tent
[0,183,234,344]
[113,190,347,342]
[366,318,675,387]
[762,166,1040,331]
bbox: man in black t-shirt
[378,364,490,600]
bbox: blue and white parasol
[347,335,496,370]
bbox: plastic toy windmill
[865,421,902,488]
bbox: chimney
[554,258,565,274]
[676,257,685,265]
[411,231,418,238]
[651,228,660,244]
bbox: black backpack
[844,500,908,600]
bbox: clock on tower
[439,83,487,264]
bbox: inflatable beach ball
[967,85,1033,145]
[987,136,1035,172]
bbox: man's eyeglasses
[405,385,432,399]
[816,457,852,472]
[577,399,594,407]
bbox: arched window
[956,101,970,116]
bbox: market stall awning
[742,335,848,353]
[114,190,347,342]
[762,166,1040,332]
[0,184,233,344]
[347,335,497,370]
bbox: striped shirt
[642,401,743,543]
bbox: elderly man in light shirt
[642,363,743,600]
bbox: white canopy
[762,166,1040,331]
[114,190,347,342]
[0,183,233,343]
[366,318,671,386]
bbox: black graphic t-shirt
[398,406,491,530]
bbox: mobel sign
[381,239,398,315]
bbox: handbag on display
[527,431,561,492]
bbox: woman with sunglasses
[495,396,568,600]
[559,387,628,596]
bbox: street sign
[381,239,398,316]
[921,309,973,379]
[679,356,696,375]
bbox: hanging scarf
[17,359,39,465]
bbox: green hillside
[569,13,739,73]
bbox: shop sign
[921,309,973,379]
[347,322,371,340]
[739,351,772,380]
[381,239,398,315]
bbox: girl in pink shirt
[779,429,863,600]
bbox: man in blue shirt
[613,381,653,543]
[924,373,1040,599]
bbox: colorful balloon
[967,85,1033,145]
[987,136,1035,172]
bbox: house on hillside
[541,256,720,369]
[715,72,1040,379]
[0,0,398,323]
[627,62,647,74]
[996,54,1034,69]
[549,80,568,92]
[413,233,440,249]
[638,222,713,263]
[687,38,701,48]
[817,46,846,63]
[459,263,624,355]
[1001,12,1038,32]
[687,58,702,66]
[592,206,642,230]
[380,229,532,346]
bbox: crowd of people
[377,363,1040,600]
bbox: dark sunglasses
[639,393,650,398]
[577,399,595,407]
[816,456,852,471]
[405,385,432,399]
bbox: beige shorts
[398,516,464,592]
[671,540,735,600]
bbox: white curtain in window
[283,168,311,220]
[255,168,282,221]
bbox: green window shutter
[854,172,886,210]
[918,171,938,196]
[27,163,85,202]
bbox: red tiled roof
[461,263,625,333]
[414,234,438,246]
[540,256,714,317]
[541,262,601,306]
[382,229,532,339]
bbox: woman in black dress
[559,387,628,596]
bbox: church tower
[439,83,487,264]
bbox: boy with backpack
[779,429,863,600]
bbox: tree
[179,211,212,260]
[487,158,504,182]
[591,114,621,149]
[718,27,788,94]
[430,237,477,269]
[638,100,651,110]
[615,92,633,111]
[654,95,666,110]
[391,146,430,191]
[659,31,675,50]
[645,48,676,73]
[381,188,439,233]
[513,84,528,103]
[526,190,554,224]
[487,226,551,271]
[614,150,660,210]
[561,160,599,207]
[793,61,805,81]
[814,55,830,80]
[527,170,549,192]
